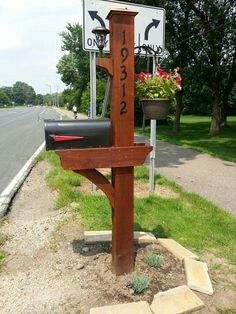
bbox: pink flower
[136,66,182,91]
[136,72,152,82]
[156,67,170,79]
[173,67,182,91]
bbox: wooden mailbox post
[56,9,152,275]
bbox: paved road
[0,107,60,195]
[136,134,236,214]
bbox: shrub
[128,273,150,294]
[145,253,163,268]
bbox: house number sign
[120,30,129,115]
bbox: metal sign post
[149,56,158,194]
[90,51,97,119]
[90,51,97,192]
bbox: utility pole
[45,84,53,106]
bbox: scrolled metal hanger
[134,45,163,65]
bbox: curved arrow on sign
[144,19,160,40]
[88,11,106,28]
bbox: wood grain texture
[56,145,152,170]
[108,10,138,275]
[96,58,113,76]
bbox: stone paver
[184,257,214,295]
[84,230,111,242]
[135,231,156,243]
[150,285,204,314]
[158,238,199,261]
[90,301,152,314]
[84,230,156,243]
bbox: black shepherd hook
[134,45,162,65]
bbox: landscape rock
[184,257,214,295]
[90,301,152,314]
[150,285,204,314]
[158,238,199,261]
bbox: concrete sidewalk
[54,108,236,214]
[136,135,236,214]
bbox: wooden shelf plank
[56,145,152,170]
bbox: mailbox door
[44,119,111,150]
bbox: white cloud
[0,0,84,93]
[0,23,23,50]
[0,0,83,15]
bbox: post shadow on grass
[134,222,170,239]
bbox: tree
[12,81,36,105]
[0,87,13,103]
[57,24,90,104]
[0,89,10,105]
[35,94,44,105]
[124,0,236,134]
[164,0,197,133]
[184,0,236,134]
[80,79,107,116]
[43,94,52,106]
[60,88,80,110]
[124,0,197,131]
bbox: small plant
[145,253,163,268]
[0,250,6,270]
[0,234,7,247]
[128,273,150,294]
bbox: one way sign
[83,0,165,55]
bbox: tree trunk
[209,98,221,135]
[173,92,183,133]
[220,104,227,127]
[220,55,236,127]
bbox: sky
[0,0,83,94]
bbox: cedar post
[108,10,137,274]
[96,9,138,274]
[56,9,153,275]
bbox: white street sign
[83,0,165,55]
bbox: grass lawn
[136,115,236,162]
[42,152,236,264]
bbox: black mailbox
[44,119,111,151]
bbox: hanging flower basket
[135,67,182,120]
[141,98,170,120]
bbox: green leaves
[12,81,36,105]
[128,274,150,294]
[136,76,177,100]
[57,24,90,96]
[0,89,10,105]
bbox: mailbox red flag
[50,135,85,142]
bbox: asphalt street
[0,107,60,195]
